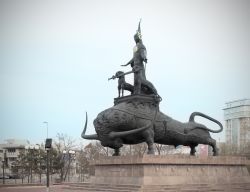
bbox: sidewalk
[0,185,71,192]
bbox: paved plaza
[0,185,68,192]
[1,183,250,192]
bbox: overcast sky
[0,0,249,146]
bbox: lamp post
[43,121,51,192]
[45,139,52,192]
[43,122,48,138]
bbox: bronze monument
[81,20,223,156]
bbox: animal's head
[81,112,151,144]
[115,71,124,78]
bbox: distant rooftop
[223,99,250,120]
[0,139,30,149]
[224,98,250,110]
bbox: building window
[232,119,240,146]
[8,149,16,153]
[8,157,17,161]
[247,131,250,141]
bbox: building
[223,99,250,148]
[0,139,30,175]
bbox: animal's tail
[189,112,223,133]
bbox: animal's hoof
[147,150,155,155]
[213,148,219,156]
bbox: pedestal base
[90,155,250,189]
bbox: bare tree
[81,141,113,177]
[53,133,76,182]
[121,143,147,156]
[83,141,109,160]
[76,149,89,182]
[54,133,76,152]
[219,141,250,157]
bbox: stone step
[64,183,141,192]
[65,182,250,192]
[65,188,139,192]
[65,187,140,191]
[68,182,141,188]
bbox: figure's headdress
[136,19,142,39]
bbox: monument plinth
[89,155,250,191]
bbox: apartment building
[223,99,250,148]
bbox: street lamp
[45,139,52,192]
[43,121,51,192]
[43,122,48,138]
[62,150,75,182]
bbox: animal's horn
[109,122,151,139]
[81,112,99,140]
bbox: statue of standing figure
[83,20,223,157]
[121,20,158,95]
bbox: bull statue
[81,95,223,156]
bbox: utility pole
[45,138,52,192]
[46,149,49,190]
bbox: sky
[0,0,249,146]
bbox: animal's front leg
[113,148,120,156]
[118,88,121,98]
[208,138,218,156]
[190,144,197,156]
[112,138,123,156]
[147,141,155,154]
[121,84,124,97]
[141,125,155,155]
[146,135,155,155]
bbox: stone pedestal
[114,94,161,106]
[90,155,250,186]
